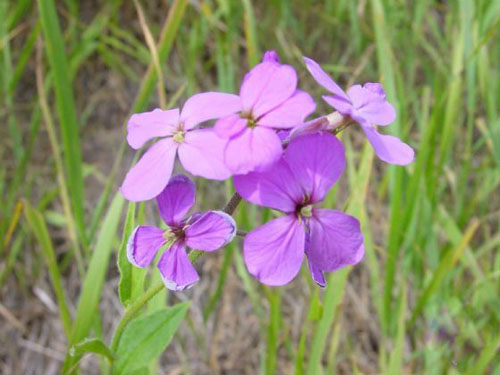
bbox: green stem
[110,280,164,352]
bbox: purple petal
[240,61,297,117]
[302,57,348,99]
[157,241,199,291]
[361,125,414,165]
[262,50,280,63]
[244,215,305,286]
[346,85,367,108]
[156,174,195,226]
[307,209,364,272]
[307,260,326,287]
[355,101,396,126]
[305,232,326,286]
[120,138,178,202]
[257,90,316,129]
[347,84,395,126]
[178,129,231,180]
[185,211,236,251]
[127,226,165,268]
[322,95,353,116]
[126,108,179,150]
[234,158,302,212]
[277,130,291,141]
[224,127,283,175]
[284,132,345,202]
[364,82,386,97]
[214,114,248,139]
[180,92,242,130]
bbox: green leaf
[118,202,136,306]
[70,193,125,343]
[62,193,124,373]
[112,302,190,375]
[69,338,115,363]
[306,289,323,322]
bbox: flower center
[241,110,257,128]
[299,204,313,218]
[173,129,185,143]
[163,226,185,246]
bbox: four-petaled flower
[127,175,236,291]
[121,92,241,201]
[303,57,414,165]
[214,51,316,174]
[234,132,364,286]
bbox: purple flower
[303,57,414,165]
[127,175,236,291]
[234,132,364,286]
[120,92,242,201]
[214,51,316,174]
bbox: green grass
[1,0,499,374]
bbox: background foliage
[1,0,499,374]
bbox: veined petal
[185,211,236,251]
[126,108,179,149]
[224,127,283,175]
[347,84,385,109]
[127,226,165,268]
[156,174,195,226]
[355,101,396,126]
[120,138,178,202]
[240,61,297,117]
[361,125,414,165]
[347,84,395,126]
[234,159,302,212]
[284,132,345,203]
[157,241,199,291]
[178,129,232,180]
[258,90,316,129]
[244,215,305,286]
[180,92,242,130]
[307,209,364,272]
[214,114,248,139]
[322,95,353,116]
[346,85,369,108]
[302,57,348,99]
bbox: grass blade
[409,218,480,326]
[24,201,72,337]
[37,0,86,246]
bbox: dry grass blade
[133,0,167,109]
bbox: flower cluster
[122,51,414,290]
